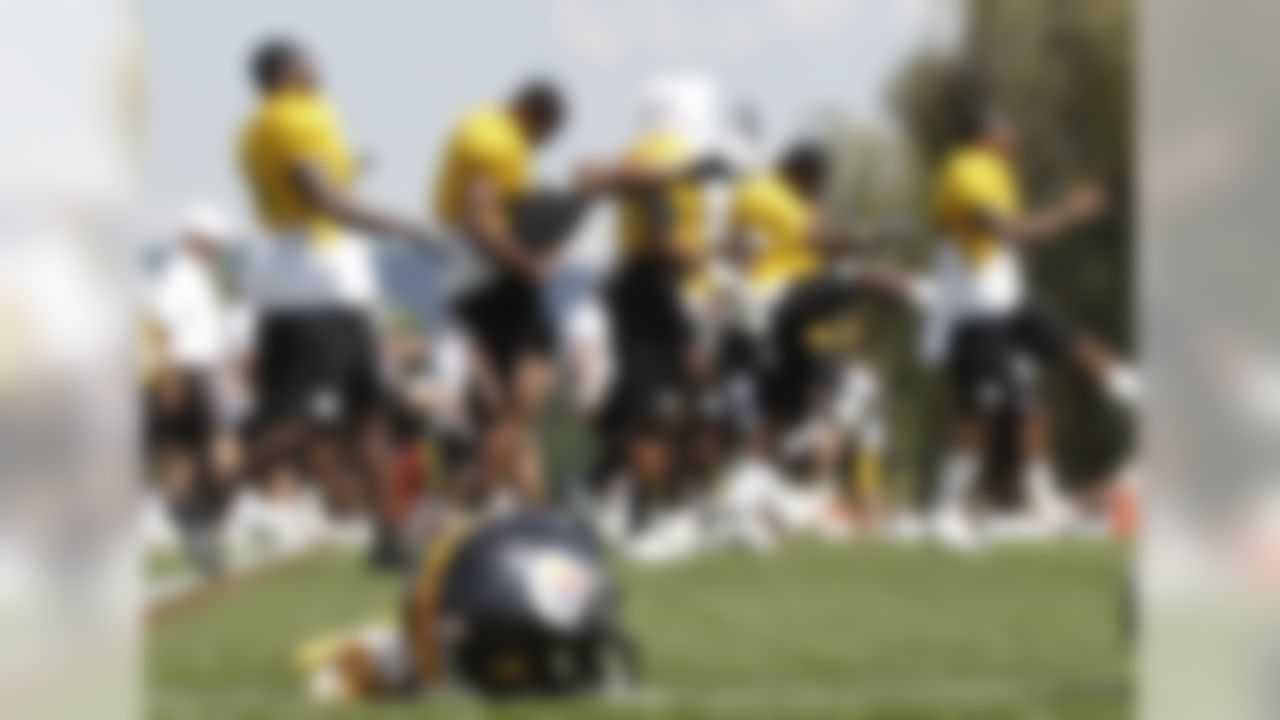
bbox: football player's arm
[576,154,731,196]
[981,181,1107,246]
[460,175,547,282]
[290,161,440,250]
[585,152,705,269]
[850,260,935,311]
[644,191,704,271]
[809,209,865,260]
[576,160,670,195]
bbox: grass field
[150,541,1131,720]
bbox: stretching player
[712,141,920,544]
[431,81,568,508]
[430,81,700,512]
[237,37,438,567]
[924,107,1138,549]
[592,94,719,537]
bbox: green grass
[150,541,1131,719]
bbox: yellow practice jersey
[932,144,1021,267]
[616,130,706,261]
[433,106,532,230]
[729,171,818,288]
[239,90,355,239]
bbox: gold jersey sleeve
[932,145,1021,267]
[239,91,355,240]
[616,131,706,260]
[433,106,532,230]
[729,172,818,288]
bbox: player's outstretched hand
[574,161,615,195]
[1063,181,1108,224]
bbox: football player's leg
[509,351,555,505]
[933,322,996,516]
[929,322,1003,550]
[625,415,673,533]
[1017,402,1068,514]
[1072,332,1141,407]
[327,312,404,566]
[1017,301,1140,407]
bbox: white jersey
[147,250,228,370]
[420,328,471,435]
[242,230,380,313]
[214,302,256,426]
[704,261,785,341]
[562,298,614,415]
[920,241,1026,365]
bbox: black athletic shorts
[600,259,693,435]
[145,369,215,456]
[717,327,758,378]
[758,274,865,431]
[254,308,382,430]
[946,300,1076,416]
[449,187,588,387]
[757,363,815,432]
[454,272,555,385]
